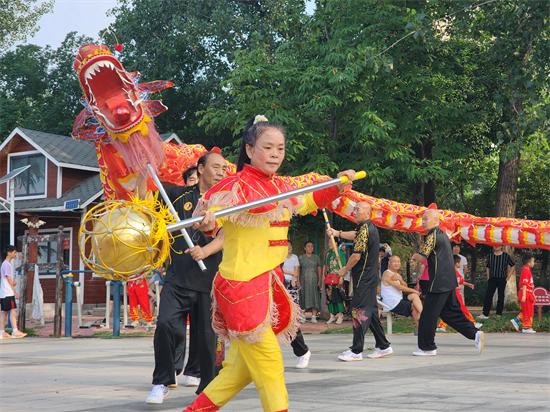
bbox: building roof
[15,128,100,170]
[3,174,103,213]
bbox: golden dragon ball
[79,196,174,281]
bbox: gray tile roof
[9,174,103,212]
[18,128,99,169]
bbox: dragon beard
[110,118,165,177]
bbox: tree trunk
[540,250,549,290]
[494,151,521,308]
[470,246,478,284]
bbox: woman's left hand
[336,170,356,192]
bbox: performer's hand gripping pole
[322,209,343,269]
[166,171,367,233]
[146,164,207,272]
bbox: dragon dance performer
[183,115,356,412]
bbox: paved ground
[1,332,548,412]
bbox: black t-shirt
[420,226,457,293]
[486,252,515,278]
[160,185,222,293]
[351,219,380,289]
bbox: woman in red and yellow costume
[183,116,356,412]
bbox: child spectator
[1,245,26,339]
[127,275,154,328]
[510,254,536,334]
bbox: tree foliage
[0,0,54,49]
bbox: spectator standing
[0,245,26,339]
[183,166,199,187]
[478,246,515,319]
[510,254,536,333]
[324,241,346,324]
[299,241,322,323]
[282,240,312,369]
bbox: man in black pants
[478,246,515,319]
[141,151,228,404]
[329,202,393,361]
[412,209,484,356]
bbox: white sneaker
[522,328,536,334]
[412,349,437,356]
[146,385,170,404]
[436,327,446,332]
[477,314,489,319]
[338,350,362,362]
[311,315,317,323]
[130,320,140,327]
[326,314,336,324]
[475,323,483,329]
[299,315,306,324]
[366,346,393,359]
[296,350,311,369]
[168,373,177,389]
[510,319,519,331]
[475,330,484,354]
[185,375,200,387]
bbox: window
[10,153,46,197]
[36,231,71,278]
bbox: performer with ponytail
[183,115,356,412]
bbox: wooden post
[17,235,29,331]
[53,226,64,338]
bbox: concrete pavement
[1,332,548,411]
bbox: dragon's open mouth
[79,54,144,133]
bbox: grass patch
[321,317,418,334]
[320,312,550,334]
[5,327,38,337]
[91,331,155,338]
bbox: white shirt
[456,254,468,277]
[1,260,15,299]
[283,254,300,283]
[380,269,403,310]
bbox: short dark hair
[3,245,16,259]
[304,240,314,248]
[287,239,292,245]
[197,152,224,176]
[453,255,461,265]
[183,166,198,184]
[522,254,534,265]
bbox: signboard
[63,236,70,250]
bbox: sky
[23,0,316,50]
[22,0,117,49]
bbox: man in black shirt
[142,152,228,404]
[412,209,484,356]
[329,202,392,361]
[478,246,515,319]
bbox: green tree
[0,0,54,49]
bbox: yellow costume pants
[203,325,288,412]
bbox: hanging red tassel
[114,44,123,52]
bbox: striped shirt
[486,252,515,278]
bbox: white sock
[0,330,4,333]
[12,328,18,332]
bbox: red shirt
[518,266,534,297]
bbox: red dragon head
[73,44,175,176]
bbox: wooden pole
[17,235,29,331]
[321,209,343,269]
[53,226,64,338]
